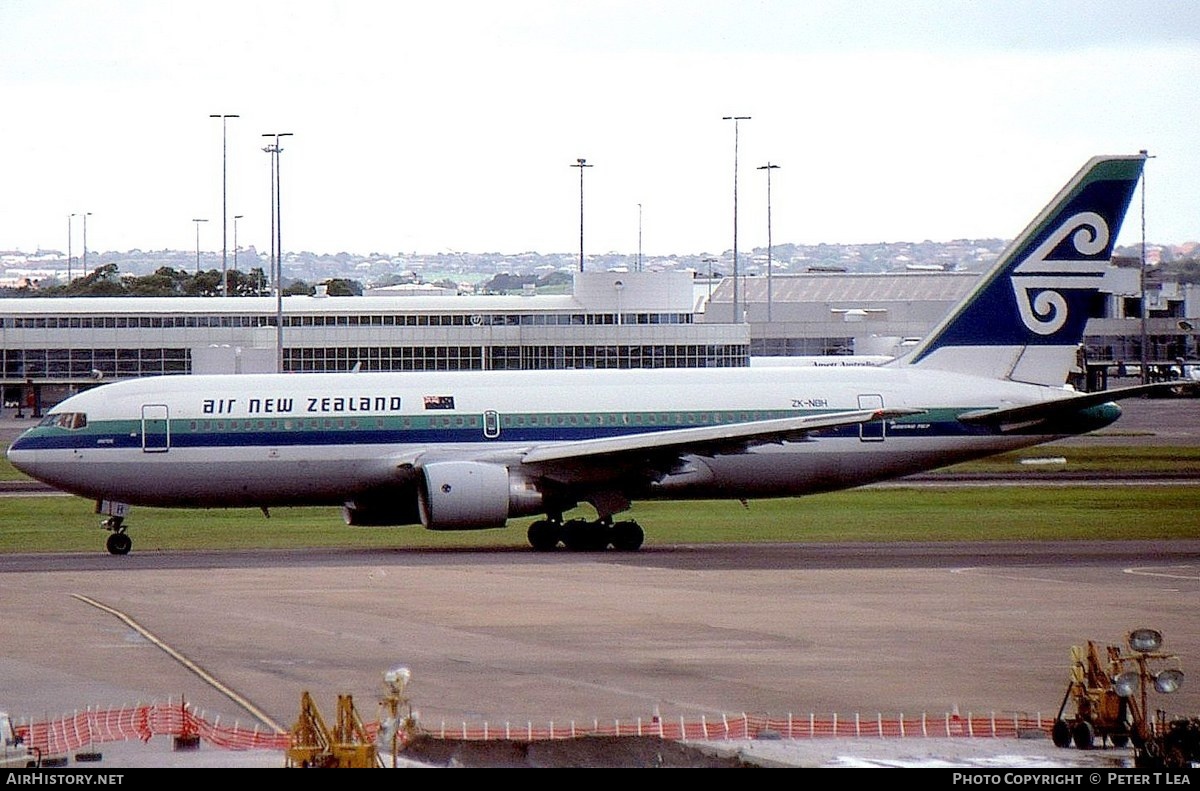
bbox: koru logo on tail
[1010,211,1109,335]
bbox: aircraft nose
[6,432,39,476]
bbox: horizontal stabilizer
[957,383,1175,429]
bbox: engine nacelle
[418,461,543,530]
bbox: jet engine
[417,461,544,530]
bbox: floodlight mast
[571,158,593,272]
[380,666,413,769]
[1114,628,1184,747]
[210,114,239,296]
[262,132,293,373]
[722,115,750,323]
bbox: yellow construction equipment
[1052,640,1132,749]
[1052,628,1186,753]
[286,691,379,768]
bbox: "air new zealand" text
[202,396,403,415]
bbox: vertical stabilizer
[901,155,1145,385]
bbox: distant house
[364,283,458,297]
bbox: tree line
[3,264,364,298]
[3,265,577,298]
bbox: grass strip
[2,484,1197,554]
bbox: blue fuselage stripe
[11,417,997,452]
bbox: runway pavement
[1,540,1197,768]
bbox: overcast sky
[2,0,1197,260]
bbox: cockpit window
[39,412,87,430]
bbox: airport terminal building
[1,265,1195,414]
[702,258,1199,388]
[0,271,746,412]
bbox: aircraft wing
[956,383,1177,431]
[518,407,923,466]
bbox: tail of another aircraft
[900,155,1146,386]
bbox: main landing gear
[526,517,644,552]
[102,515,132,556]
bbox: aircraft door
[483,410,501,439]
[141,404,170,453]
[857,394,885,442]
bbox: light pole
[263,143,276,291]
[80,211,92,276]
[233,214,244,292]
[210,114,239,297]
[637,203,643,272]
[702,256,718,304]
[723,115,750,323]
[571,158,592,272]
[263,132,293,373]
[1139,149,1155,385]
[192,218,208,274]
[66,214,74,283]
[758,162,780,323]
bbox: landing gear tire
[105,532,132,556]
[610,520,644,551]
[562,519,608,552]
[1051,719,1072,748]
[528,516,645,552]
[101,514,131,556]
[527,520,561,552]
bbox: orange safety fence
[11,703,1051,758]
[425,711,1050,741]
[13,701,291,757]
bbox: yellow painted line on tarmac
[71,593,287,734]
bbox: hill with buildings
[1,239,1196,295]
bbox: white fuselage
[7,365,1091,509]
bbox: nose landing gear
[102,515,131,556]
